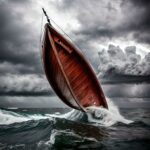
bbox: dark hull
[42,24,108,112]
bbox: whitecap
[0,109,53,125]
[86,98,133,126]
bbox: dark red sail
[42,23,108,112]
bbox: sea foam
[0,98,133,126]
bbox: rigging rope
[40,10,44,43]
[41,8,85,55]
[39,9,45,74]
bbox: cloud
[0,0,43,74]
[0,0,149,77]
[0,62,39,75]
[119,0,150,43]
[97,44,150,80]
[56,0,150,49]
[102,83,150,98]
[0,74,54,95]
[110,97,150,108]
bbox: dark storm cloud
[0,91,52,96]
[101,74,150,84]
[0,0,42,74]
[57,0,150,46]
[129,0,150,6]
[120,0,150,44]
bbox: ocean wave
[0,103,149,149]
[0,109,53,125]
[37,129,99,149]
[55,98,133,126]
[86,98,133,126]
[0,98,133,127]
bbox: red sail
[42,23,108,112]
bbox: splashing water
[86,98,133,126]
[0,98,133,126]
[56,98,133,126]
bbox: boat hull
[42,24,108,111]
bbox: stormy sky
[0,0,150,108]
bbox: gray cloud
[57,0,150,47]
[97,44,150,82]
[0,74,53,96]
[110,97,150,108]
[102,83,150,98]
[120,0,150,44]
[0,0,149,77]
[0,0,43,75]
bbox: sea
[0,98,150,150]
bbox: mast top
[42,8,51,25]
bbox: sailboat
[41,9,108,112]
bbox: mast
[42,8,51,25]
